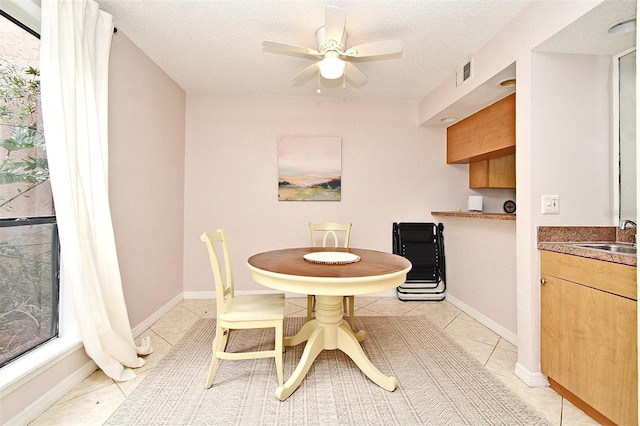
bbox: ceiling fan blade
[291,63,319,82]
[262,40,322,58]
[344,62,367,85]
[324,6,346,45]
[344,39,403,58]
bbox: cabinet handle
[540,278,547,284]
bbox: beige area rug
[107,316,549,425]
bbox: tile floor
[29,297,599,425]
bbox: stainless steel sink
[570,243,637,255]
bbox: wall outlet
[541,195,560,215]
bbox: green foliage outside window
[0,58,58,367]
[0,60,49,211]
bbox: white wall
[182,95,469,294]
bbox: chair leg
[205,326,226,388]
[222,329,231,351]
[307,295,315,321]
[274,321,284,386]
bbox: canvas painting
[278,136,341,201]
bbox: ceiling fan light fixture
[319,51,345,79]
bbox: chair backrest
[392,222,445,283]
[200,229,234,314]
[309,222,352,248]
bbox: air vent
[455,57,472,87]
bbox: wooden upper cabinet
[447,93,515,164]
[469,154,516,188]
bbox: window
[0,11,58,368]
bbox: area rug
[107,316,549,425]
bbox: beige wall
[182,94,469,295]
[418,0,609,385]
[0,31,186,423]
[108,32,186,328]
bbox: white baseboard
[515,362,549,388]
[444,294,518,346]
[183,290,215,299]
[6,359,97,426]
[131,293,183,338]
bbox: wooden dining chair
[200,229,285,388]
[307,222,357,331]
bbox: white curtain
[40,0,152,381]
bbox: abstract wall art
[278,136,342,201]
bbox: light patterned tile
[150,305,201,338]
[160,329,190,346]
[132,331,173,374]
[496,374,562,426]
[457,311,476,322]
[561,398,601,425]
[360,298,415,316]
[485,346,517,378]
[188,305,217,318]
[181,299,217,318]
[285,297,308,309]
[496,337,517,353]
[285,301,307,317]
[180,298,216,311]
[116,369,152,397]
[449,335,495,365]
[402,300,461,329]
[30,383,125,426]
[352,297,378,309]
[444,316,500,346]
[353,307,384,317]
[58,369,113,403]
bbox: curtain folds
[40,0,152,381]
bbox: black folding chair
[393,222,446,301]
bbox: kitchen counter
[431,211,515,220]
[537,226,636,267]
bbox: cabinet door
[469,154,516,188]
[541,274,637,425]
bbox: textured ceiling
[536,0,636,55]
[97,0,532,101]
[97,0,636,103]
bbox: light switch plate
[541,195,559,215]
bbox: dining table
[247,246,412,401]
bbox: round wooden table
[247,247,412,401]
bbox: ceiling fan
[262,6,402,87]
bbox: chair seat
[220,293,285,322]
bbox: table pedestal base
[276,295,397,401]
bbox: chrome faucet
[619,220,637,247]
[619,219,637,230]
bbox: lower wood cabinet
[540,250,637,425]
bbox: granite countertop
[537,226,636,267]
